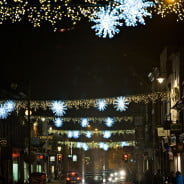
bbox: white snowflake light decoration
[116,0,154,26]
[50,100,67,116]
[82,143,89,151]
[114,96,129,112]
[103,144,109,151]
[121,141,129,147]
[4,100,16,112]
[86,131,92,138]
[0,100,16,119]
[105,117,114,127]
[67,131,73,138]
[73,131,80,139]
[0,105,8,119]
[96,99,107,111]
[90,6,123,38]
[99,142,109,151]
[80,118,89,127]
[54,117,63,127]
[103,131,112,138]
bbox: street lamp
[157,77,165,84]
[57,146,62,152]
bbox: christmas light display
[54,117,63,127]
[114,96,129,112]
[90,6,123,38]
[105,117,114,127]
[96,99,107,111]
[50,100,67,116]
[116,0,154,26]
[154,0,184,21]
[80,118,89,127]
[0,100,15,119]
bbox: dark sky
[0,12,184,100]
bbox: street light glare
[165,0,175,4]
[157,77,165,84]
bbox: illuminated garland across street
[54,140,135,150]
[0,0,183,37]
[0,91,168,119]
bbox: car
[65,171,82,184]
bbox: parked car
[65,171,82,184]
[30,172,47,184]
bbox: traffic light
[123,154,128,162]
[57,154,62,162]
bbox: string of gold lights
[154,0,184,21]
[31,116,133,122]
[0,91,168,112]
[55,140,135,149]
[48,129,135,135]
[0,0,183,31]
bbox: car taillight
[66,177,71,181]
[71,172,76,176]
[77,177,81,181]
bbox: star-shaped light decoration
[76,142,82,148]
[54,117,63,127]
[0,105,8,119]
[73,131,80,139]
[96,99,107,111]
[114,96,129,112]
[0,100,16,119]
[50,100,67,116]
[67,131,73,138]
[90,6,123,38]
[82,143,89,151]
[103,144,109,151]
[116,0,154,26]
[121,141,129,147]
[80,118,89,127]
[86,131,92,138]
[105,117,114,127]
[103,131,112,138]
[4,100,16,112]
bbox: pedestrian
[176,171,183,184]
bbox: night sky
[0,12,184,100]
